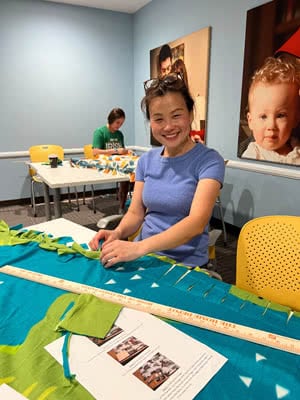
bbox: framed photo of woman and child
[148,26,211,146]
[238,0,300,167]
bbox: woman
[92,108,129,213]
[89,74,225,268]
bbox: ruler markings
[1,265,299,355]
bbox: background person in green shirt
[92,108,130,213]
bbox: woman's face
[149,92,193,155]
[109,117,125,133]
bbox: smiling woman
[142,73,194,157]
[149,26,211,144]
[89,74,225,270]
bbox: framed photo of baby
[148,27,211,146]
[238,0,300,166]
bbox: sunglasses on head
[143,72,184,91]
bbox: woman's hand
[100,240,144,268]
[88,229,120,251]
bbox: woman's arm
[114,181,146,238]
[92,147,126,157]
[89,181,146,250]
[100,178,221,266]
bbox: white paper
[46,308,227,400]
[0,384,28,399]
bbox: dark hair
[141,73,194,120]
[158,44,172,65]
[171,59,189,88]
[107,108,125,124]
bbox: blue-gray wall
[1,0,299,226]
[0,0,133,200]
[133,0,300,226]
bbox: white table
[29,161,129,220]
[26,218,96,245]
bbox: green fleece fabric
[56,294,122,338]
[0,294,96,399]
[0,220,100,260]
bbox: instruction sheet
[46,308,227,399]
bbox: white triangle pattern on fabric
[130,274,142,280]
[151,282,159,288]
[105,279,116,285]
[275,384,290,399]
[123,288,131,294]
[255,353,267,362]
[0,281,4,285]
[239,376,252,388]
[138,267,145,270]
[115,266,125,271]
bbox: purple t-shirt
[135,143,225,267]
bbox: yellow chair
[236,215,300,311]
[83,144,96,159]
[83,144,97,213]
[29,144,79,217]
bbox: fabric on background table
[70,154,139,182]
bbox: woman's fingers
[100,240,141,267]
[102,257,115,268]
[89,238,98,250]
[89,230,105,250]
[100,241,125,267]
[100,244,113,265]
[101,250,117,268]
